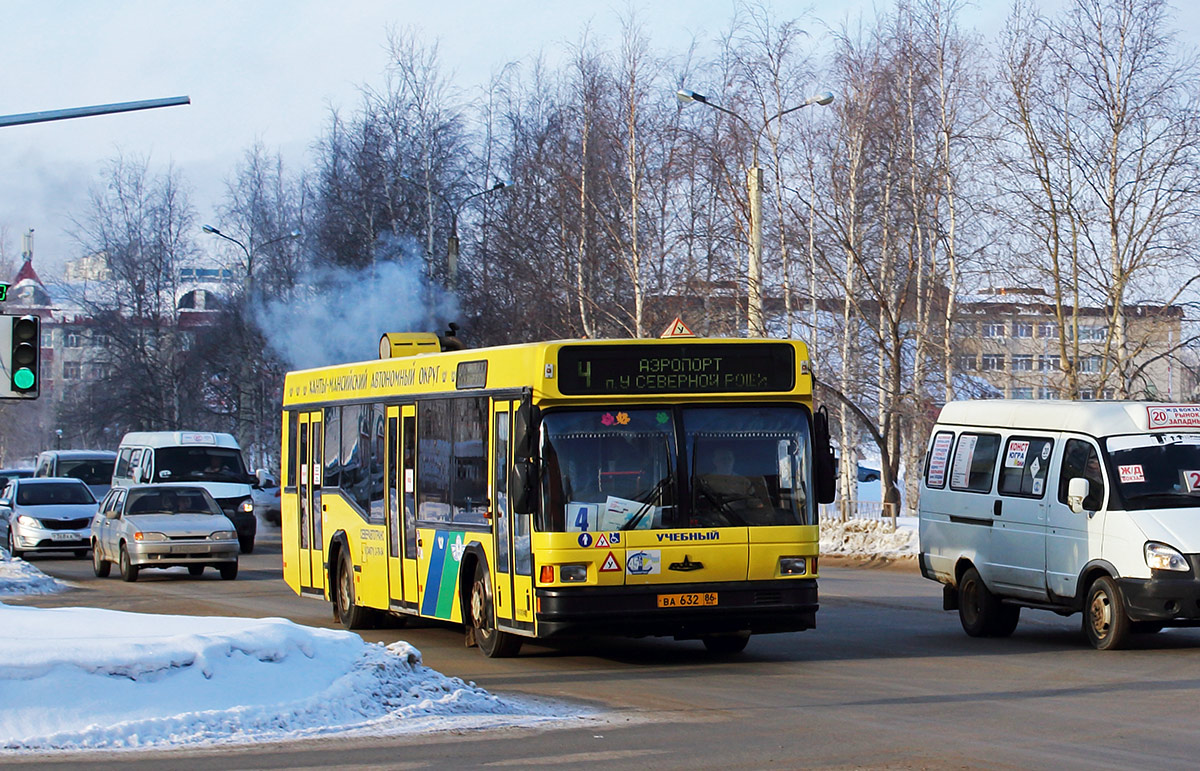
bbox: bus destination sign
[556,343,796,395]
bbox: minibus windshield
[1105,433,1200,510]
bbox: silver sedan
[1,477,97,559]
[91,485,239,582]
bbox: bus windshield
[540,405,813,531]
[154,447,248,484]
[1105,433,1200,510]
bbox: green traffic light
[13,367,34,390]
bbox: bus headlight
[1145,542,1189,572]
[210,530,236,541]
[134,531,168,542]
[559,564,588,583]
[778,557,808,575]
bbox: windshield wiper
[621,477,671,531]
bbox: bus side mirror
[513,395,536,459]
[814,406,837,504]
[511,458,537,515]
[1067,477,1090,513]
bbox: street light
[201,225,302,291]
[400,178,514,292]
[677,87,833,336]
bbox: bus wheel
[702,632,750,655]
[336,551,373,630]
[470,563,522,658]
[1084,576,1130,650]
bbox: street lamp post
[677,88,833,337]
[401,179,514,292]
[200,224,302,471]
[201,225,301,293]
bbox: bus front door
[493,399,534,625]
[491,401,514,624]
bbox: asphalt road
[9,530,1200,769]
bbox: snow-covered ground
[0,551,71,596]
[0,597,580,754]
[820,516,918,559]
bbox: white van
[920,400,1200,650]
[113,432,264,553]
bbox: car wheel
[1084,575,1130,650]
[119,544,139,583]
[188,565,205,577]
[92,543,111,577]
[702,632,751,655]
[239,535,254,554]
[470,562,522,658]
[8,528,23,559]
[219,563,238,581]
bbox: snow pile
[0,605,578,753]
[0,551,70,596]
[820,516,918,558]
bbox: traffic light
[0,313,39,399]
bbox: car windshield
[16,482,95,506]
[154,447,247,483]
[125,488,222,516]
[57,458,115,486]
[539,405,814,532]
[1105,433,1200,510]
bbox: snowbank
[0,605,579,753]
[0,550,70,596]
[820,516,918,558]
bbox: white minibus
[920,400,1200,650]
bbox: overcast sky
[1,0,1192,277]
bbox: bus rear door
[294,410,325,594]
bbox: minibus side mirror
[1067,477,1090,513]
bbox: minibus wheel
[1084,576,1130,650]
[957,567,1017,637]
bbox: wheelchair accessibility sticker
[626,550,660,575]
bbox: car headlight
[134,531,168,542]
[1145,542,1190,572]
[238,498,254,514]
[16,515,40,528]
[210,530,236,540]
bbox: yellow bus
[280,331,835,656]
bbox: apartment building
[953,289,1194,401]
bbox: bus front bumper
[534,578,817,639]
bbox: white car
[1,477,98,559]
[91,485,239,582]
[251,474,281,525]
